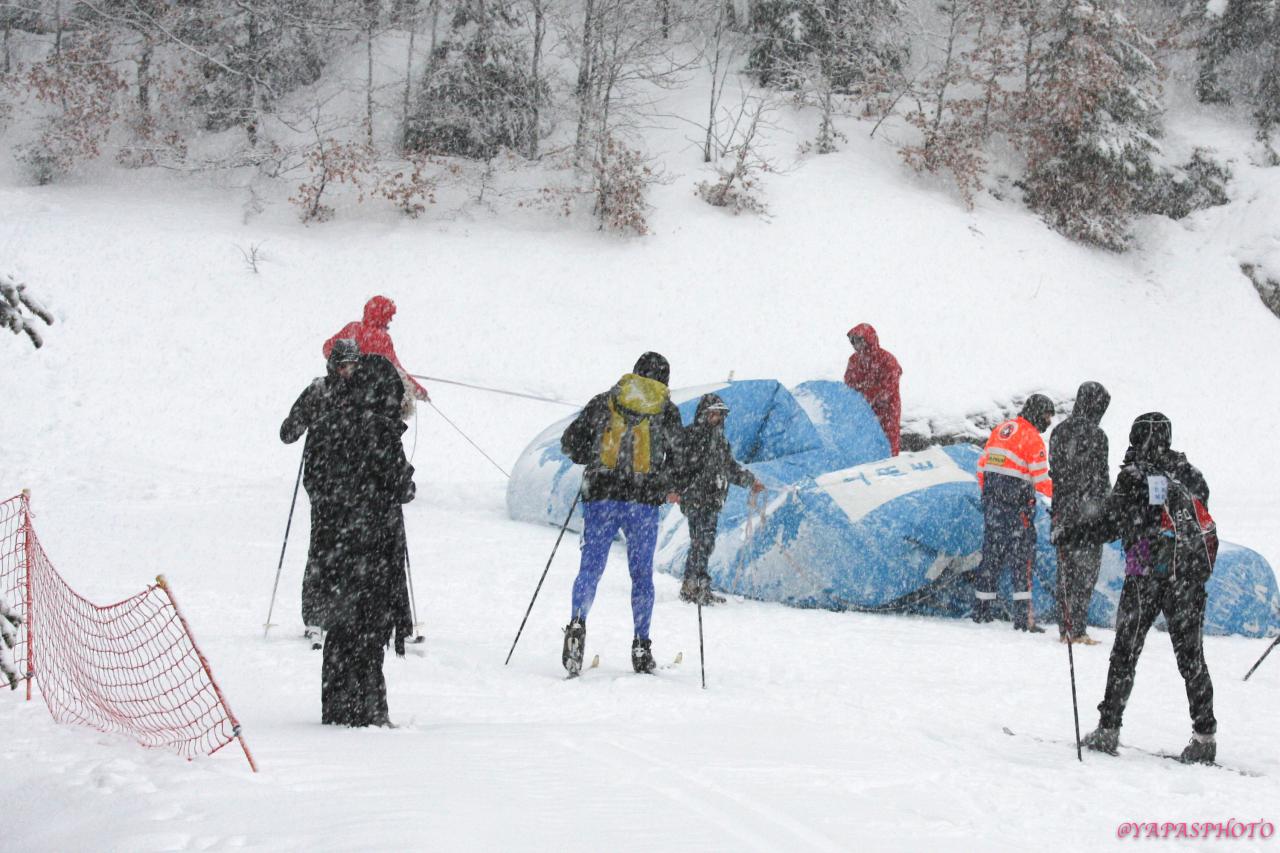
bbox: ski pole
[427,401,511,479]
[1061,605,1083,762]
[1243,634,1280,682]
[505,492,581,666]
[405,549,426,644]
[264,452,304,639]
[697,601,706,690]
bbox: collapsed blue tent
[507,379,1280,638]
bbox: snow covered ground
[4,80,1280,849]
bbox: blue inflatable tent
[507,379,1280,638]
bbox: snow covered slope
[4,77,1280,850]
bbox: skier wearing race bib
[1078,412,1219,764]
[559,352,685,675]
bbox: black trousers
[1097,574,1216,736]
[321,624,390,727]
[1055,542,1102,637]
[683,509,718,583]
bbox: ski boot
[1014,622,1046,634]
[562,618,586,677]
[679,575,701,604]
[971,599,995,624]
[1081,726,1119,756]
[631,637,656,674]
[1179,732,1217,765]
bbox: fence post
[156,575,259,773]
[20,488,32,702]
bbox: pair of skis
[565,651,683,680]
[1001,727,1263,778]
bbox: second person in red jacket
[323,295,430,415]
[844,323,902,456]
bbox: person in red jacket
[844,324,902,456]
[323,296,430,407]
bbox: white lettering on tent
[815,447,974,524]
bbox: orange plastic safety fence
[0,493,254,769]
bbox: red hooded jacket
[844,323,902,456]
[322,296,428,397]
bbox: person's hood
[1019,393,1055,433]
[1073,381,1111,424]
[1127,412,1172,464]
[694,393,730,425]
[354,354,405,421]
[848,323,880,351]
[613,373,670,416]
[363,295,397,329]
[633,351,670,386]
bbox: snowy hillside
[5,29,1280,853]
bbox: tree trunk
[245,9,260,147]
[659,0,670,39]
[428,0,441,74]
[137,36,154,119]
[53,0,62,57]
[3,13,11,75]
[574,0,598,165]
[403,0,418,130]
[704,2,726,162]
[528,0,545,158]
[367,7,376,148]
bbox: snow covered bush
[1,273,54,349]
[696,98,773,216]
[592,136,655,235]
[747,0,908,153]
[13,33,127,184]
[1197,0,1280,159]
[1140,147,1232,220]
[1015,0,1166,251]
[290,140,380,223]
[403,3,545,161]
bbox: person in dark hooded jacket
[1079,412,1218,764]
[1048,381,1111,644]
[280,338,362,635]
[844,324,903,456]
[559,352,684,676]
[674,394,764,606]
[303,354,415,726]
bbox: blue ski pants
[571,500,659,639]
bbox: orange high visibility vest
[977,416,1053,499]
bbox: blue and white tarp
[507,379,1280,638]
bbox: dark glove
[394,623,409,657]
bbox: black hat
[329,338,360,364]
[633,351,670,385]
[1020,394,1055,432]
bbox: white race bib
[1147,475,1168,506]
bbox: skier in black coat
[1048,381,1111,644]
[1078,412,1218,763]
[559,352,685,675]
[302,354,415,726]
[674,394,763,606]
[281,338,362,635]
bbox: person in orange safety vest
[973,394,1055,631]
